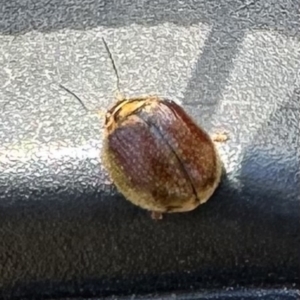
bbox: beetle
[60,38,227,220]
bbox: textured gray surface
[104,289,300,300]
[0,0,300,299]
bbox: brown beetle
[100,39,226,220]
[60,38,227,220]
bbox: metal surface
[0,0,299,299]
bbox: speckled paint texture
[0,0,299,299]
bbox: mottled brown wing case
[137,99,219,203]
[103,113,195,212]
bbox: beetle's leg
[211,131,229,142]
[151,211,163,220]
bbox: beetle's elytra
[102,95,223,220]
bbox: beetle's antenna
[59,84,89,112]
[102,37,122,97]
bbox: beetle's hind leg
[150,211,163,220]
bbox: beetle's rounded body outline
[102,95,223,216]
[59,38,225,220]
